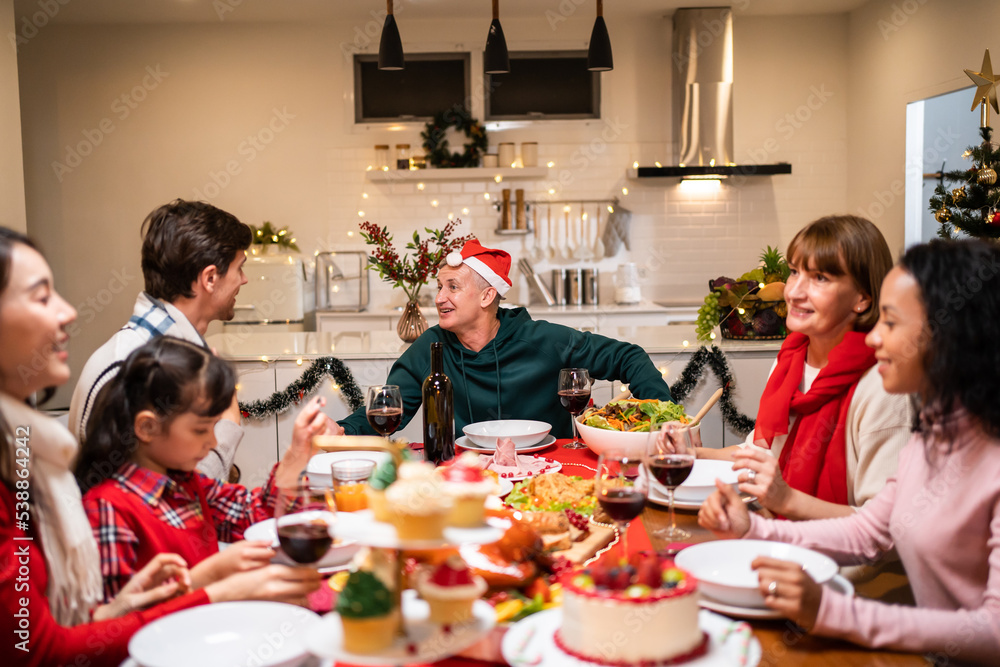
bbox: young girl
[0,228,318,667]
[76,336,333,600]
[700,239,1000,663]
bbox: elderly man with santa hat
[338,240,672,439]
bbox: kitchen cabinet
[365,166,549,183]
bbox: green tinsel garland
[239,357,363,421]
[669,345,756,436]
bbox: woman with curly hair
[700,239,1000,663]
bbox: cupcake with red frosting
[440,452,499,527]
[417,555,487,624]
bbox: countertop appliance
[315,251,370,312]
[225,251,306,331]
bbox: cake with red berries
[557,552,706,665]
[417,555,488,624]
[439,452,499,527]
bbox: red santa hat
[444,239,512,298]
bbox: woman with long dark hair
[700,239,1000,663]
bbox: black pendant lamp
[587,0,613,71]
[484,0,510,75]
[378,0,404,70]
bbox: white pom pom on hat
[446,251,464,267]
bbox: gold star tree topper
[965,49,1000,126]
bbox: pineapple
[760,245,789,284]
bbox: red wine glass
[558,368,591,449]
[646,422,695,540]
[595,449,647,558]
[273,481,335,567]
[366,385,403,438]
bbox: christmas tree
[929,49,1000,239]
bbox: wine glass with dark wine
[366,384,403,438]
[273,481,335,567]
[558,368,591,449]
[646,421,695,540]
[595,449,647,558]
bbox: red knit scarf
[753,331,876,505]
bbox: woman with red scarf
[701,215,912,522]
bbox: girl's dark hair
[899,239,1000,442]
[0,228,42,487]
[75,336,236,493]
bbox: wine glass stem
[668,489,677,534]
[571,415,580,444]
[620,520,629,559]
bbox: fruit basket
[697,246,790,342]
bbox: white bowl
[654,459,739,503]
[576,416,699,457]
[462,420,551,448]
[675,540,839,609]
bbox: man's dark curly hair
[900,239,1000,444]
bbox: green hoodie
[339,307,671,439]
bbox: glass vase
[396,299,428,342]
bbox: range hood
[631,7,791,180]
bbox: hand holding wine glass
[366,384,403,438]
[646,421,695,540]
[595,449,647,558]
[273,481,335,567]
[558,368,592,449]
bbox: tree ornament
[935,207,952,223]
[979,166,998,186]
[966,49,1000,126]
[952,186,967,203]
[990,210,1000,226]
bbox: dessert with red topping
[417,555,488,624]
[439,452,499,526]
[556,551,706,665]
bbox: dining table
[330,438,927,667]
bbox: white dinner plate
[303,589,494,664]
[481,456,562,482]
[243,511,361,571]
[457,434,557,453]
[306,450,391,486]
[334,509,507,549]
[501,608,761,667]
[497,478,514,496]
[698,574,855,620]
[646,483,756,511]
[128,601,319,667]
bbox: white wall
[18,11,851,407]
[845,0,1000,254]
[1,0,27,232]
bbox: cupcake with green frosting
[336,570,397,654]
[367,456,401,521]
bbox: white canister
[497,143,516,168]
[614,263,642,304]
[521,142,538,168]
[482,154,498,168]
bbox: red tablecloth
[333,439,652,667]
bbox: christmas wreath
[421,109,488,168]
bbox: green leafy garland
[239,357,363,421]
[250,221,300,251]
[929,125,1000,239]
[421,109,488,168]
[669,345,756,436]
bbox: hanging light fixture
[378,0,404,70]
[587,0,613,71]
[484,0,510,75]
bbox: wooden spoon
[689,387,724,426]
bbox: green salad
[582,399,688,432]
[505,476,597,516]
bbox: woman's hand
[752,556,823,629]
[93,553,192,620]
[698,479,752,538]
[190,540,275,588]
[204,564,322,604]
[732,449,792,515]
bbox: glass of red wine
[646,421,695,540]
[558,368,592,449]
[366,385,403,438]
[595,449,647,558]
[273,481,335,567]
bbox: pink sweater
[746,419,1000,664]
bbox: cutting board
[559,522,618,563]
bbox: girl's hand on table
[93,553,192,620]
[732,448,792,514]
[698,479,751,538]
[191,540,275,588]
[752,556,822,630]
[205,564,321,604]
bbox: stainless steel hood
[631,7,790,179]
